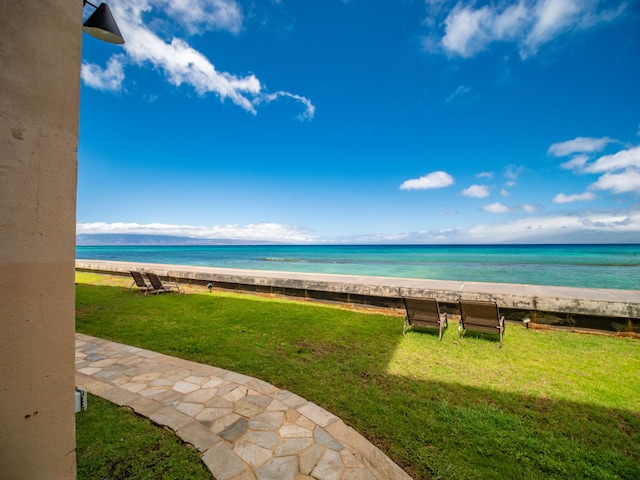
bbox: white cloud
[500,188,510,196]
[77,221,317,243]
[482,201,538,213]
[328,207,640,244]
[483,202,511,213]
[463,208,640,243]
[462,184,490,198]
[441,2,528,57]
[435,0,624,59]
[524,0,584,54]
[81,55,126,91]
[83,0,314,118]
[78,206,640,245]
[589,169,640,194]
[494,1,530,38]
[552,192,595,203]
[400,171,454,190]
[583,145,640,174]
[552,141,640,198]
[548,136,613,157]
[441,4,492,58]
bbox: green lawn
[76,394,213,480]
[76,272,640,479]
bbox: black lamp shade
[83,3,125,45]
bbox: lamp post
[83,1,125,44]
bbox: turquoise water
[76,244,640,290]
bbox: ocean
[76,244,640,291]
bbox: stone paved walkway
[75,333,411,480]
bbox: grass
[76,272,640,479]
[76,394,212,480]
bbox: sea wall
[77,260,640,332]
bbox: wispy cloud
[77,221,317,243]
[503,164,523,188]
[445,85,472,105]
[476,171,494,179]
[254,91,316,121]
[504,164,523,181]
[552,192,595,204]
[159,0,243,35]
[521,203,542,213]
[559,154,589,170]
[428,0,625,59]
[400,171,454,190]
[81,0,314,119]
[548,136,613,156]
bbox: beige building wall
[0,1,81,478]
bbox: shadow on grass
[76,283,640,479]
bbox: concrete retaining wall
[76,260,640,327]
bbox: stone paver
[76,333,412,480]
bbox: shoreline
[76,243,640,291]
[76,260,640,331]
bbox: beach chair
[403,297,448,340]
[458,299,505,347]
[145,272,180,294]
[129,270,152,293]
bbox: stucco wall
[0,1,81,478]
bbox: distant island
[76,234,278,246]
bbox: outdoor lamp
[83,1,125,44]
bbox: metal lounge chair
[129,270,151,293]
[458,299,505,347]
[403,297,448,340]
[145,272,180,294]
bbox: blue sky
[78,0,640,244]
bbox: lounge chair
[458,299,505,347]
[403,297,448,340]
[145,272,180,294]
[129,270,151,293]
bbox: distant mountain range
[76,234,278,246]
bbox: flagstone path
[75,333,412,480]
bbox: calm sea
[76,244,640,290]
